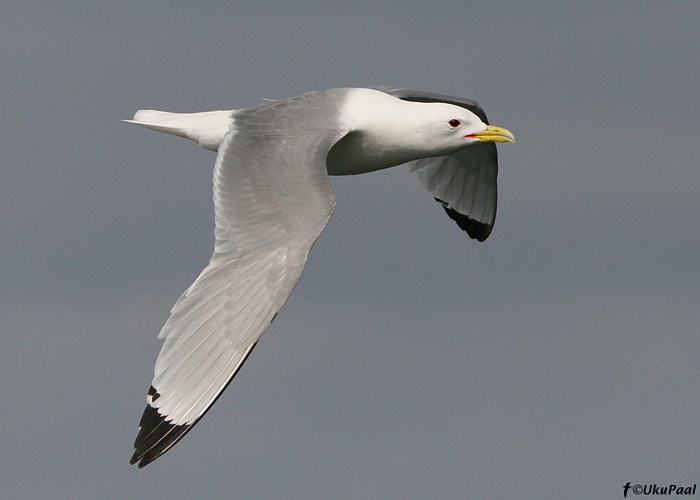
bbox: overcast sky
[2,2,699,499]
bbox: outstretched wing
[375,87,498,242]
[131,93,346,467]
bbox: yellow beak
[469,125,515,143]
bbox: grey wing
[375,87,498,242]
[131,96,344,467]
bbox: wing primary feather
[436,198,492,242]
[130,342,259,468]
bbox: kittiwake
[125,87,514,467]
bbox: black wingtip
[130,386,194,468]
[130,403,193,468]
[441,206,492,242]
[434,198,493,242]
[130,343,260,468]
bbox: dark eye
[448,119,461,128]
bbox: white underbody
[125,88,484,176]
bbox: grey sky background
[2,1,699,498]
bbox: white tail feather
[124,109,235,151]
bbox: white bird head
[404,101,515,154]
[335,90,514,174]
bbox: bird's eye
[448,119,461,128]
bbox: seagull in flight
[125,87,514,467]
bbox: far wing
[131,95,344,467]
[375,87,498,242]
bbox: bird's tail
[123,109,235,151]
